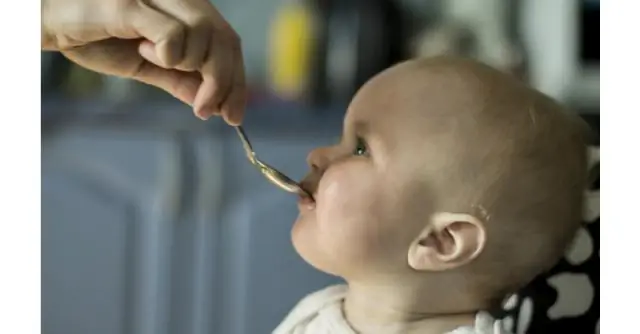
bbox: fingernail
[221,108,238,126]
[195,108,210,120]
[227,115,241,126]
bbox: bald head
[352,57,589,298]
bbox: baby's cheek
[315,170,393,270]
[316,171,378,228]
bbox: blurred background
[41,0,599,333]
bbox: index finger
[220,46,247,125]
[192,29,238,119]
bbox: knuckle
[179,23,212,71]
[159,21,186,49]
[190,21,214,52]
[165,22,186,43]
[160,23,186,64]
[190,16,212,31]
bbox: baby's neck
[343,281,479,334]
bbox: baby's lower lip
[297,194,316,210]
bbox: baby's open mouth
[297,192,316,210]
[297,182,316,208]
[298,180,315,200]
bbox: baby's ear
[408,212,486,271]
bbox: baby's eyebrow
[339,120,372,143]
[352,120,371,136]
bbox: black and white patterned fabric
[495,145,600,334]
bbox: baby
[274,57,588,334]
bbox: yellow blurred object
[268,1,317,99]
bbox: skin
[293,57,587,333]
[42,0,245,124]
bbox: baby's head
[293,57,588,308]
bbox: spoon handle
[235,126,257,163]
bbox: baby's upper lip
[298,193,315,206]
[298,180,316,201]
[299,188,315,202]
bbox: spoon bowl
[234,126,311,198]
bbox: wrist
[41,0,58,50]
[42,30,57,51]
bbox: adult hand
[42,0,246,125]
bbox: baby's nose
[306,147,332,173]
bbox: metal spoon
[234,126,311,197]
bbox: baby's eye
[353,137,368,156]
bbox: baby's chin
[290,213,344,276]
[291,227,340,276]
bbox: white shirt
[273,285,511,334]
